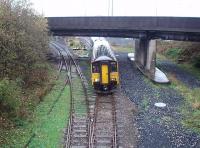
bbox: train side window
[92,63,99,73]
[111,62,117,72]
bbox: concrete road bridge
[47,17,200,83]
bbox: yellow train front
[91,38,119,93]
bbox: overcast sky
[31,0,200,17]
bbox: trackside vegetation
[0,0,49,124]
[0,72,70,147]
[168,75,200,133]
[0,0,71,146]
[157,40,200,133]
[157,40,200,68]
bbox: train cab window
[92,63,100,73]
[110,62,117,72]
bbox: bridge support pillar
[135,39,169,83]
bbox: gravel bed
[117,52,200,148]
[115,91,138,147]
[157,60,200,88]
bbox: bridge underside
[51,29,200,42]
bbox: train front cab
[91,60,119,92]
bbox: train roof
[92,38,116,61]
[93,56,114,62]
[91,37,105,42]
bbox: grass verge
[157,52,200,80]
[143,66,200,133]
[156,49,200,133]
[72,75,87,116]
[112,45,134,53]
[179,63,200,80]
[168,75,200,133]
[0,72,70,147]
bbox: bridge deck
[47,17,200,41]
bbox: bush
[0,78,21,118]
[0,0,52,126]
[193,57,200,68]
[0,0,49,80]
[164,48,183,60]
[24,63,50,87]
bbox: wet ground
[117,52,200,148]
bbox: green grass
[179,63,200,80]
[0,72,70,147]
[73,77,87,116]
[157,48,182,63]
[156,53,168,61]
[140,97,149,112]
[159,48,200,80]
[157,49,200,133]
[144,68,200,133]
[157,50,200,81]
[168,75,200,133]
[164,48,183,60]
[112,45,134,53]
[157,48,200,132]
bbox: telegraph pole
[108,0,110,16]
[111,0,113,16]
[108,0,113,16]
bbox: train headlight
[111,78,116,81]
[94,78,100,82]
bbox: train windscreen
[110,62,117,72]
[92,63,100,73]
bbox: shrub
[164,48,183,60]
[0,78,21,118]
[0,0,49,80]
[0,0,51,125]
[193,57,200,68]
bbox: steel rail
[51,41,90,148]
[63,58,73,148]
[51,43,74,148]
[90,94,118,148]
[90,95,99,148]
[111,94,117,148]
[50,42,73,148]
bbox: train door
[101,64,109,84]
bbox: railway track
[51,41,90,147]
[51,41,119,148]
[90,94,118,148]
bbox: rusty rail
[51,41,90,148]
[90,94,118,148]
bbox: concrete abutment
[134,39,169,83]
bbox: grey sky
[31,0,200,17]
